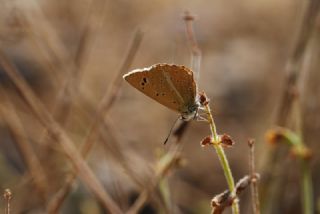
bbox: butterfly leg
[195,114,209,122]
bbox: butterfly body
[123,64,199,121]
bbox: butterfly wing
[123,64,197,113]
[160,64,197,112]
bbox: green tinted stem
[205,104,240,214]
[301,160,313,214]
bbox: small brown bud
[211,190,234,214]
[247,138,255,147]
[183,11,195,21]
[199,91,209,106]
[265,129,284,145]
[235,175,251,195]
[220,134,235,148]
[290,146,313,161]
[200,136,212,147]
[250,173,260,183]
[3,189,12,201]
[211,190,231,207]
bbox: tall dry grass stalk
[0,49,123,214]
[262,0,320,213]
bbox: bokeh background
[0,0,319,213]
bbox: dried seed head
[247,138,255,147]
[200,136,212,147]
[235,175,251,195]
[251,173,260,183]
[199,91,209,106]
[211,190,232,208]
[3,189,12,201]
[290,146,313,161]
[265,129,284,145]
[220,134,235,148]
[183,11,195,21]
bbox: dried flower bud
[211,190,232,214]
[200,136,212,147]
[220,134,235,148]
[290,146,313,161]
[3,189,12,200]
[251,173,260,183]
[235,175,251,195]
[211,174,260,214]
[199,91,209,106]
[247,138,255,147]
[183,11,195,21]
[265,129,284,145]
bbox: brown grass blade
[0,50,123,214]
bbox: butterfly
[123,63,200,121]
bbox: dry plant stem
[248,140,260,214]
[277,0,320,125]
[50,0,110,116]
[212,175,258,214]
[27,0,109,156]
[80,29,143,159]
[204,104,239,214]
[299,21,320,214]
[0,89,48,200]
[184,12,201,85]
[301,160,313,214]
[17,0,107,124]
[15,3,73,81]
[126,143,183,214]
[47,30,143,213]
[126,122,189,214]
[37,0,107,145]
[0,51,122,214]
[263,0,320,212]
[184,11,238,213]
[3,189,12,214]
[99,116,146,185]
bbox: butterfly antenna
[163,116,180,145]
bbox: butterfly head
[180,101,200,121]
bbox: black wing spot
[143,77,147,83]
[156,93,159,96]
[141,82,145,86]
[142,87,145,90]
[161,93,165,96]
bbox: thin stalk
[204,104,239,214]
[3,189,12,214]
[301,160,313,214]
[248,140,260,214]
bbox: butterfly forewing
[124,65,182,112]
[123,64,197,113]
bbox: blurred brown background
[0,0,319,213]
